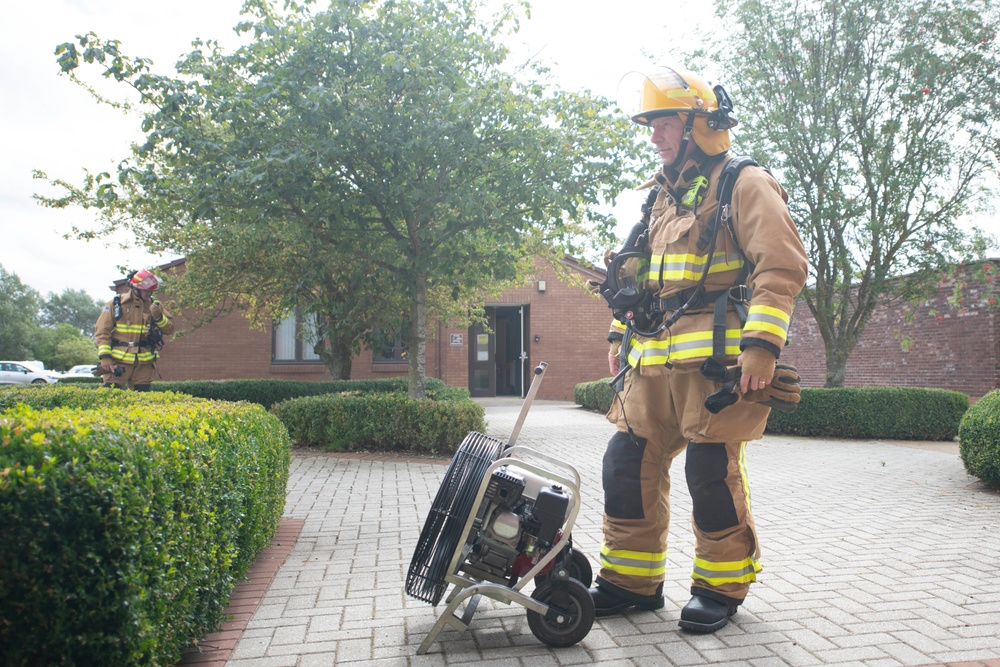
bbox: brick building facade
[143,257,615,401]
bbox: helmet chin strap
[667,113,697,171]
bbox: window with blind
[273,312,323,362]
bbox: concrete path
[223,399,1000,666]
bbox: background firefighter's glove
[740,365,801,412]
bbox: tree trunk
[320,333,353,380]
[823,344,850,388]
[408,272,428,398]
[824,358,847,388]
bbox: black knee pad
[603,431,647,520]
[685,442,739,532]
[133,384,151,392]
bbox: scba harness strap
[600,155,759,367]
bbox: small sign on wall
[450,334,463,347]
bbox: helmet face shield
[128,269,159,291]
[620,67,735,156]
[621,68,715,125]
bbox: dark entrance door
[468,306,529,398]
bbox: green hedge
[765,386,968,440]
[574,380,968,441]
[958,389,1000,489]
[150,376,467,408]
[574,378,617,415]
[272,392,485,455]
[57,375,102,385]
[0,386,291,666]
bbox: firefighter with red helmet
[95,269,175,390]
[590,67,808,632]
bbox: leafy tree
[36,0,644,394]
[40,289,103,337]
[709,0,1000,386]
[30,324,98,371]
[0,266,41,360]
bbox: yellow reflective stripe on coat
[691,556,761,586]
[114,323,145,335]
[650,251,744,283]
[97,344,113,356]
[110,349,158,363]
[600,544,667,577]
[743,305,791,342]
[610,319,626,334]
[626,329,742,367]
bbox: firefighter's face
[649,115,686,165]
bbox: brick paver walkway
[221,399,1000,666]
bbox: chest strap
[652,287,728,313]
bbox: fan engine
[463,466,582,587]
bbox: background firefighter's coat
[95,291,175,366]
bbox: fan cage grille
[406,432,505,604]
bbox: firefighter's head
[127,269,159,299]
[627,67,737,167]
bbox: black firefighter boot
[589,578,664,617]
[678,594,738,633]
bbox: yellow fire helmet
[625,67,738,157]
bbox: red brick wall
[780,268,1000,399]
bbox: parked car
[63,364,99,377]
[0,361,60,385]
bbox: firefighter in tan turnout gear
[590,67,808,632]
[95,269,175,391]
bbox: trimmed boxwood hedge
[151,376,468,408]
[271,391,485,455]
[0,386,291,666]
[575,379,968,441]
[765,386,968,441]
[958,389,1000,489]
[574,378,617,416]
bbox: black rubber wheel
[534,545,593,589]
[526,578,595,648]
[564,548,594,589]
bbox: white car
[0,361,60,385]
[63,364,99,377]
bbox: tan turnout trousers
[599,365,770,606]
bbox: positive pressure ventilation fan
[405,362,595,654]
